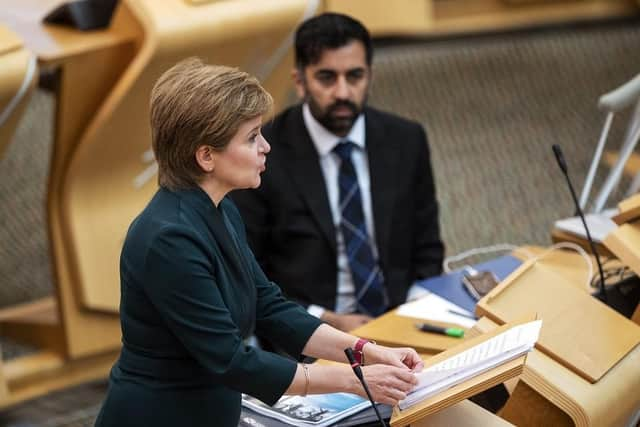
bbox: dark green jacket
[96,187,322,427]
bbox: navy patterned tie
[334,141,388,316]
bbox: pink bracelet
[353,338,374,366]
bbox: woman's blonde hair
[150,57,273,190]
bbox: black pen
[416,323,464,338]
[447,308,477,320]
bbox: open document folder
[241,392,374,427]
[399,320,542,410]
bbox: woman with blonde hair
[95,58,422,427]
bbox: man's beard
[307,96,364,137]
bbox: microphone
[344,348,387,427]
[552,144,607,303]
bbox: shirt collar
[302,103,365,157]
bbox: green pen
[416,323,465,338]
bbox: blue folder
[416,255,523,313]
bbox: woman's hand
[364,343,424,372]
[354,364,418,406]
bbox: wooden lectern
[388,317,533,427]
[477,256,640,426]
[0,0,314,408]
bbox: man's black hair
[294,13,372,69]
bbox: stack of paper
[396,293,476,328]
[399,320,542,410]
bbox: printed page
[396,293,476,328]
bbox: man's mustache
[328,100,358,116]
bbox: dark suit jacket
[96,187,322,427]
[232,105,444,312]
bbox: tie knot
[333,141,355,161]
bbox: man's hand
[321,311,373,332]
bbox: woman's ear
[195,145,215,172]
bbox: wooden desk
[518,245,627,292]
[354,247,640,426]
[351,309,464,355]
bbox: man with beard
[232,13,444,332]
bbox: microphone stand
[552,144,608,303]
[344,348,387,427]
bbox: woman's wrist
[352,338,375,365]
[341,364,362,394]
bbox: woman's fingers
[368,345,424,372]
[360,365,418,405]
[399,348,424,371]
[377,388,407,406]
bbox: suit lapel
[283,107,337,253]
[365,109,397,267]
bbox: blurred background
[1,0,639,425]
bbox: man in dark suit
[232,13,444,332]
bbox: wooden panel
[477,260,640,383]
[632,303,640,325]
[325,0,639,36]
[500,381,573,427]
[0,351,7,400]
[0,298,64,354]
[0,350,118,410]
[0,25,23,55]
[0,31,36,157]
[48,43,136,357]
[351,309,463,354]
[0,0,138,66]
[324,0,432,36]
[0,297,57,323]
[613,193,640,225]
[603,219,640,277]
[414,399,514,427]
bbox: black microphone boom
[344,348,387,427]
[551,144,607,303]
